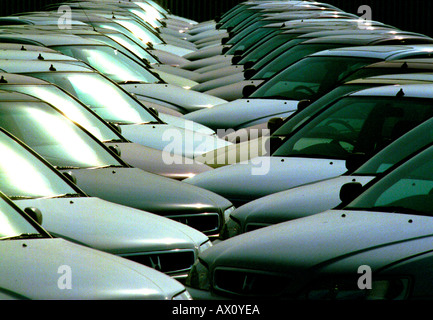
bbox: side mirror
[62,171,77,184]
[221,37,230,45]
[242,85,256,98]
[339,182,363,204]
[24,207,43,225]
[267,117,284,134]
[345,152,366,172]
[108,145,122,157]
[244,68,256,80]
[149,107,159,117]
[297,99,312,112]
[243,61,254,70]
[232,55,242,64]
[222,46,230,54]
[108,122,122,134]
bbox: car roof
[0,32,103,47]
[310,44,433,59]
[345,72,433,85]
[301,34,433,45]
[349,83,433,99]
[0,72,52,85]
[0,42,58,52]
[0,89,41,101]
[361,58,433,69]
[296,29,422,38]
[0,59,94,73]
[0,49,78,61]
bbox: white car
[0,191,190,300]
[184,84,433,206]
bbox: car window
[0,195,41,240]
[251,56,379,101]
[346,145,433,216]
[27,72,159,125]
[0,101,122,168]
[0,84,121,142]
[51,45,160,84]
[273,96,433,160]
[354,117,433,175]
[0,132,79,199]
[254,43,346,80]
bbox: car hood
[196,136,269,168]
[104,142,213,180]
[183,99,299,131]
[204,79,265,101]
[193,65,244,84]
[231,175,375,227]
[118,123,232,159]
[61,167,233,216]
[202,210,433,276]
[157,113,216,135]
[14,197,208,254]
[180,55,233,71]
[153,43,195,56]
[184,157,347,205]
[120,83,227,114]
[148,48,191,66]
[192,72,252,93]
[153,69,199,89]
[0,238,184,299]
[183,45,228,61]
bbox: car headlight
[223,206,235,223]
[219,215,242,240]
[304,278,410,300]
[185,259,211,291]
[172,290,193,300]
[198,240,212,254]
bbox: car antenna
[20,45,26,51]
[0,76,7,83]
[49,64,56,71]
[37,53,44,60]
[401,61,408,69]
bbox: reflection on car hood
[0,238,184,299]
[118,123,232,159]
[183,99,299,130]
[202,210,433,274]
[231,175,375,226]
[104,142,213,180]
[120,83,227,113]
[184,157,347,205]
[62,167,233,216]
[14,197,208,254]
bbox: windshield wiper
[48,193,85,199]
[1,233,46,241]
[117,80,147,85]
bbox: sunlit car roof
[0,73,48,85]
[0,89,40,101]
[311,44,433,59]
[0,32,105,47]
[349,83,433,98]
[0,59,94,73]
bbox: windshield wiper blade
[49,193,85,199]
[1,233,46,241]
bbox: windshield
[27,71,159,125]
[0,101,123,168]
[240,34,301,66]
[51,45,161,84]
[251,38,306,73]
[0,195,44,240]
[273,96,433,160]
[254,43,345,80]
[114,18,163,45]
[251,56,379,101]
[0,84,122,142]
[273,84,379,137]
[0,131,80,199]
[345,144,433,217]
[354,117,433,175]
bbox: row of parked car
[2,0,433,301]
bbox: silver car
[0,191,191,300]
[0,90,234,237]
